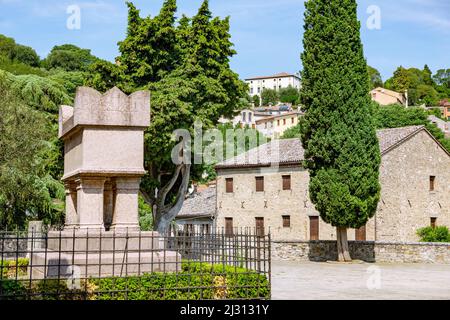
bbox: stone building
[370,87,407,106]
[213,126,450,242]
[175,185,216,234]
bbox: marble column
[64,182,78,230]
[76,178,106,230]
[110,177,140,232]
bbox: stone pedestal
[110,178,141,232]
[29,231,180,279]
[76,178,106,231]
[64,183,78,229]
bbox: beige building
[255,112,301,139]
[371,87,407,106]
[213,126,450,242]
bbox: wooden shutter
[430,176,436,191]
[282,215,290,228]
[225,218,233,236]
[355,225,366,241]
[255,217,265,236]
[282,175,291,190]
[431,217,437,228]
[255,176,264,192]
[225,178,233,193]
[309,216,319,240]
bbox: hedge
[0,261,270,300]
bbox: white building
[245,72,301,101]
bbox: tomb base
[28,231,181,279]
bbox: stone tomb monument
[30,87,180,279]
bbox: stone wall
[272,240,450,264]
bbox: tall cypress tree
[300,0,381,261]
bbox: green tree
[118,1,179,87]
[368,65,383,89]
[252,95,260,107]
[261,88,278,106]
[385,66,439,106]
[43,44,98,72]
[279,85,300,105]
[300,0,381,261]
[0,71,64,229]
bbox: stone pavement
[271,260,450,300]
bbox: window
[257,87,260,93]
[255,217,265,236]
[249,113,252,122]
[355,225,366,241]
[242,112,246,122]
[291,117,295,124]
[283,119,286,125]
[277,120,280,126]
[250,88,253,94]
[225,178,233,193]
[309,216,319,240]
[431,217,437,228]
[282,215,291,228]
[430,176,436,191]
[282,175,291,190]
[255,176,264,192]
[225,218,233,236]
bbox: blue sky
[0,0,449,81]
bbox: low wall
[272,240,450,264]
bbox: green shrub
[1,258,29,278]
[0,261,269,300]
[0,279,27,300]
[417,226,450,243]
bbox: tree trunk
[153,164,191,235]
[336,226,352,262]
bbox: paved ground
[271,260,450,300]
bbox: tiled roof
[216,138,304,169]
[245,72,299,81]
[216,126,427,169]
[177,186,216,218]
[376,125,424,154]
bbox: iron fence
[0,228,271,300]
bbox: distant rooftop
[177,186,216,218]
[245,72,300,81]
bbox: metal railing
[0,229,271,300]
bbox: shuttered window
[255,176,264,192]
[225,218,233,236]
[431,217,437,228]
[309,216,319,240]
[430,176,436,191]
[225,178,233,193]
[355,225,366,241]
[282,175,291,190]
[282,215,291,228]
[255,217,265,236]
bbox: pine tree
[300,0,381,261]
